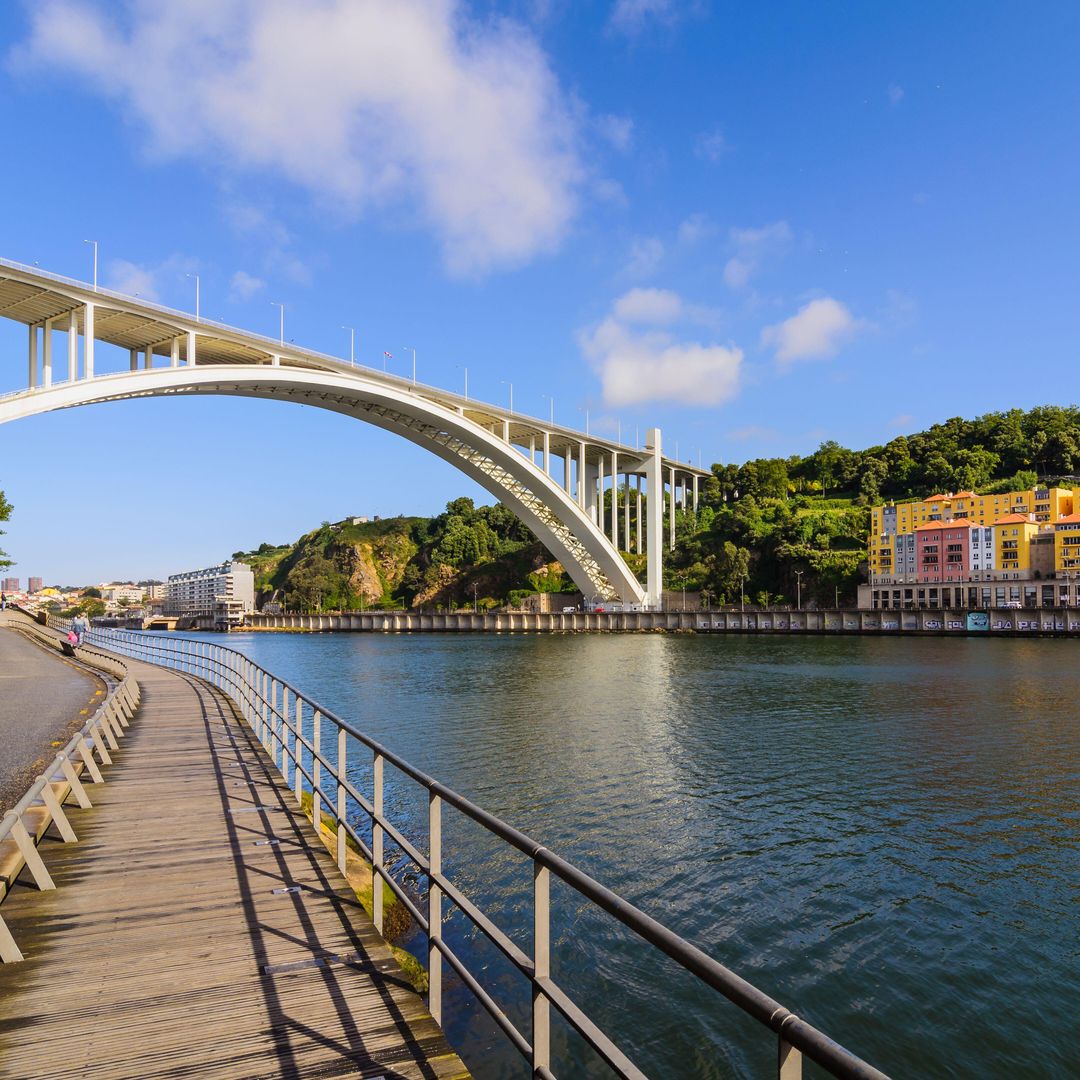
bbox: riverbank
[235,607,1080,636]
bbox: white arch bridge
[0,258,708,606]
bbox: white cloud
[15,0,583,276]
[623,236,665,279]
[888,83,904,105]
[580,290,742,407]
[695,126,728,162]
[761,297,863,364]
[677,212,713,246]
[595,113,633,152]
[723,220,792,288]
[609,0,682,34]
[229,270,265,302]
[613,287,683,324]
[106,259,160,300]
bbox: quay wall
[240,608,1080,635]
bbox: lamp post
[83,240,98,290]
[403,345,416,384]
[835,585,840,609]
[541,394,554,425]
[457,365,468,399]
[500,380,513,414]
[795,569,803,611]
[740,574,746,612]
[187,273,200,322]
[342,326,356,365]
[578,407,590,436]
[270,301,284,345]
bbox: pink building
[914,520,973,583]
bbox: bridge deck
[0,658,469,1079]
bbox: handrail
[0,616,140,962]
[81,625,891,1080]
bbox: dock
[0,630,468,1079]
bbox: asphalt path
[0,622,104,808]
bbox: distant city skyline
[1,2,1078,581]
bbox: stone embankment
[241,608,1079,635]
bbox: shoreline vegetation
[228,406,1080,616]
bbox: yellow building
[1053,514,1080,574]
[991,514,1040,573]
[869,485,1076,576]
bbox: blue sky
[0,0,1078,584]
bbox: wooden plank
[0,661,471,1080]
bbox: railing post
[336,727,347,874]
[533,861,551,1074]
[270,679,280,765]
[428,790,442,1025]
[293,698,304,804]
[312,711,322,836]
[281,685,290,781]
[373,752,384,935]
[778,1033,802,1079]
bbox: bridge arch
[0,366,647,603]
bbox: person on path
[71,612,90,646]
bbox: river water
[185,631,1077,1078]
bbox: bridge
[0,610,890,1079]
[0,257,709,607]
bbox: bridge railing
[0,616,139,962]
[82,626,889,1080]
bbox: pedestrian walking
[71,612,90,646]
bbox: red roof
[992,513,1036,525]
[1054,514,1080,525]
[913,520,973,531]
[953,491,976,498]
[924,494,950,502]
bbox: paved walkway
[0,614,103,807]
[0,652,469,1079]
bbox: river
[179,630,1078,1078]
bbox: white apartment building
[968,526,995,579]
[166,561,256,615]
[100,583,147,605]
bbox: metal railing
[0,618,139,962]
[80,625,889,1080]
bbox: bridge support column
[645,429,663,608]
[693,474,699,513]
[636,475,643,554]
[501,419,510,443]
[171,337,180,367]
[624,471,631,553]
[187,330,197,366]
[597,456,605,533]
[83,302,94,377]
[562,447,571,494]
[584,458,599,524]
[577,442,586,508]
[28,324,37,388]
[67,310,78,381]
[42,318,52,387]
[610,452,618,550]
[669,465,676,550]
[144,343,154,370]
[542,431,550,476]
[129,349,138,372]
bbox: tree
[82,586,102,599]
[0,488,10,571]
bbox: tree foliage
[0,488,11,571]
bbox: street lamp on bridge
[270,301,284,346]
[456,365,468,399]
[500,380,513,414]
[403,346,417,384]
[341,326,356,365]
[83,240,98,291]
[186,273,200,322]
[541,394,554,425]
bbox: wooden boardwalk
[0,657,469,1079]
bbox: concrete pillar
[502,419,510,443]
[610,452,619,549]
[171,337,180,367]
[42,318,52,387]
[144,343,154,370]
[645,429,664,608]
[187,331,197,366]
[597,455,605,532]
[577,442,586,508]
[271,353,280,366]
[129,349,139,371]
[529,433,536,465]
[669,466,676,550]
[584,458,600,523]
[693,474,699,513]
[543,431,550,476]
[83,302,94,377]
[636,476,643,555]
[563,447,571,494]
[624,472,631,552]
[68,309,78,381]
[28,324,37,388]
